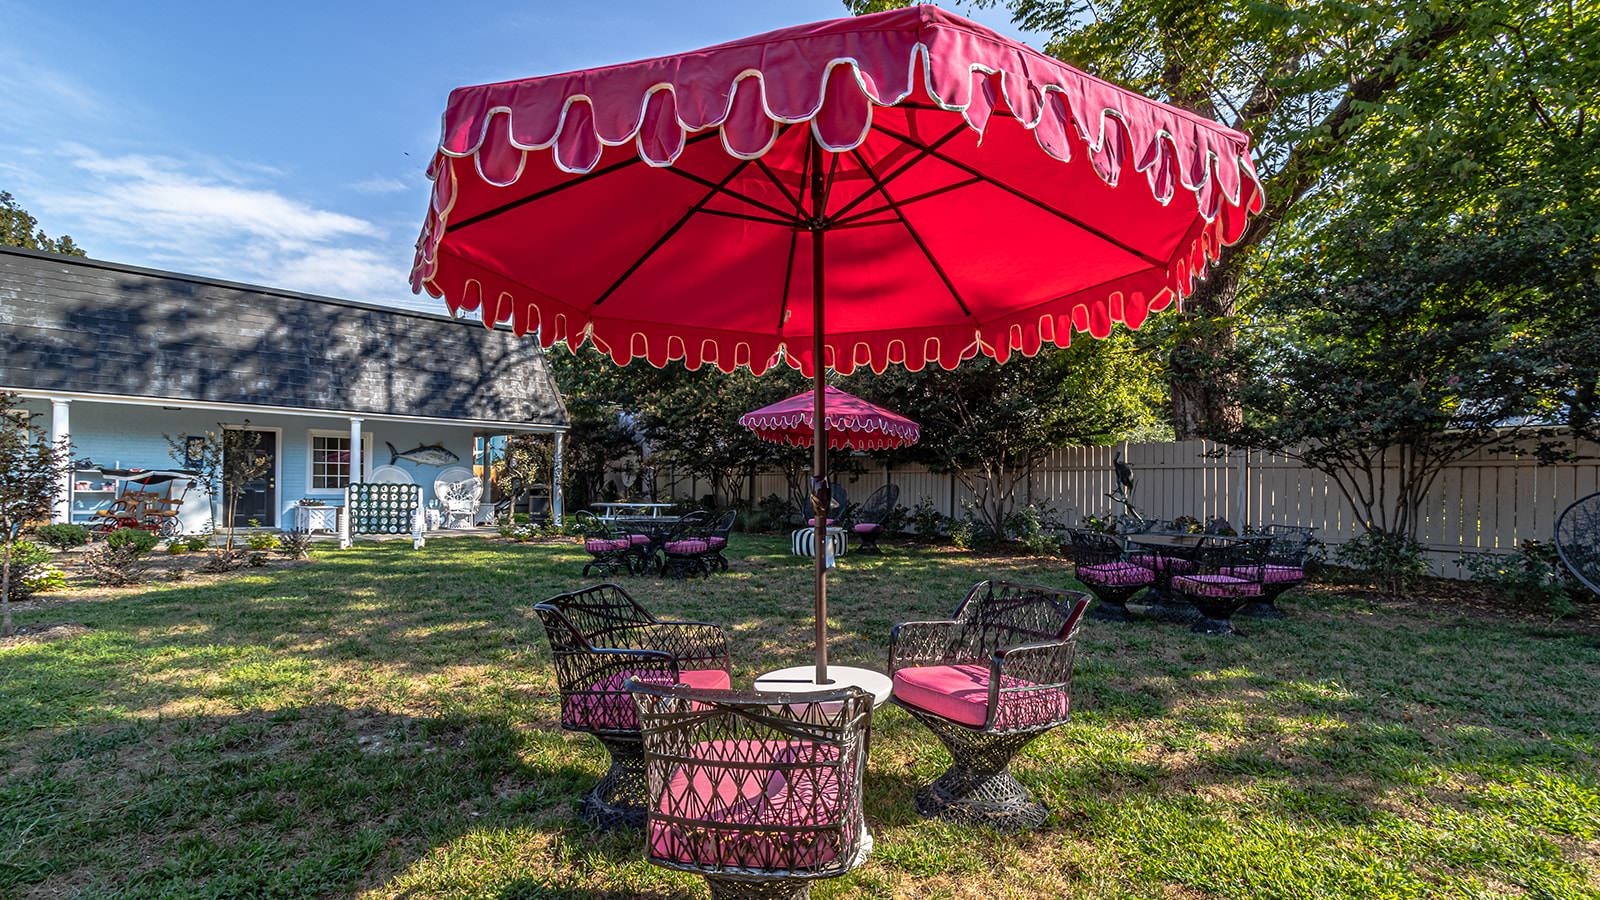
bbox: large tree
[1,191,85,256]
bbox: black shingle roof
[0,247,568,428]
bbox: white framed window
[307,429,372,494]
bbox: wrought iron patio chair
[1556,492,1600,599]
[533,583,732,829]
[850,484,899,555]
[805,482,847,528]
[629,680,873,900]
[1168,536,1272,635]
[888,580,1091,831]
[1068,528,1153,622]
[575,510,634,577]
[1236,526,1316,618]
[706,509,738,572]
[660,510,715,579]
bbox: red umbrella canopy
[411,6,1263,375]
[740,385,920,450]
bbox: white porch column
[50,399,71,524]
[348,417,364,483]
[551,432,565,524]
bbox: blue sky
[1,1,1042,313]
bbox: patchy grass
[2,535,1597,898]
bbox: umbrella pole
[810,137,830,686]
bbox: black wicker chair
[888,580,1091,831]
[1168,537,1272,635]
[628,681,873,900]
[660,510,715,579]
[805,482,847,528]
[576,510,634,577]
[706,509,739,572]
[850,484,900,554]
[1556,492,1600,599]
[1237,525,1315,618]
[1068,528,1153,622]
[533,584,732,828]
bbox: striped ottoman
[791,527,848,563]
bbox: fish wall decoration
[386,442,460,467]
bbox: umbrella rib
[872,123,1167,268]
[833,176,983,226]
[447,131,724,233]
[827,122,968,222]
[776,226,799,332]
[849,148,973,318]
[755,157,804,216]
[592,157,758,308]
[661,166,799,223]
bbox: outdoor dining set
[534,579,1089,899]
[1066,523,1319,635]
[576,509,739,579]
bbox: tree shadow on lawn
[0,704,694,899]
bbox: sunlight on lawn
[1,536,1596,898]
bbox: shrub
[185,535,210,552]
[245,530,277,552]
[166,542,187,555]
[86,543,151,586]
[23,562,67,594]
[1005,504,1059,556]
[949,518,974,550]
[276,531,312,559]
[909,497,947,542]
[4,540,54,602]
[106,528,159,554]
[1458,541,1577,618]
[1336,530,1431,596]
[877,503,910,537]
[34,523,89,550]
[247,552,269,567]
[201,549,248,573]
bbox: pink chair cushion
[649,739,846,870]
[1172,574,1263,598]
[563,668,731,732]
[1129,553,1196,574]
[664,539,709,554]
[1077,561,1156,587]
[851,523,882,534]
[1220,564,1305,584]
[627,533,652,545]
[893,664,1069,730]
[585,538,630,553]
[805,518,837,527]
[707,536,727,548]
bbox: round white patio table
[753,665,893,709]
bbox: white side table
[753,665,893,708]
[294,505,339,534]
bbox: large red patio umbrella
[740,385,919,451]
[412,6,1264,683]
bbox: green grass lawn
[2,535,1597,899]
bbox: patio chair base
[902,705,1049,832]
[1238,599,1285,618]
[1088,598,1134,622]
[580,734,648,830]
[703,876,814,900]
[1190,616,1243,636]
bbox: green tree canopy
[1,191,86,256]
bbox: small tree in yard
[166,424,269,551]
[0,393,73,636]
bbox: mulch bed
[0,622,91,648]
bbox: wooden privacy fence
[657,436,1600,578]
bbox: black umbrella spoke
[827,122,968,223]
[660,166,800,223]
[833,176,983,227]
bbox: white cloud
[26,146,417,303]
[351,175,412,194]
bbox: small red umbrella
[740,385,919,451]
[412,7,1264,682]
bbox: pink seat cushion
[893,663,1069,730]
[1077,561,1156,587]
[585,538,630,553]
[1129,553,1196,574]
[851,523,882,534]
[805,518,837,527]
[664,539,709,554]
[649,739,846,870]
[1220,564,1305,584]
[564,668,731,731]
[627,533,652,545]
[707,536,727,548]
[1172,574,1263,598]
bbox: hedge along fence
[656,435,1600,579]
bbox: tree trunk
[1169,263,1244,438]
[2,540,13,638]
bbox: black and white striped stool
[791,527,847,562]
